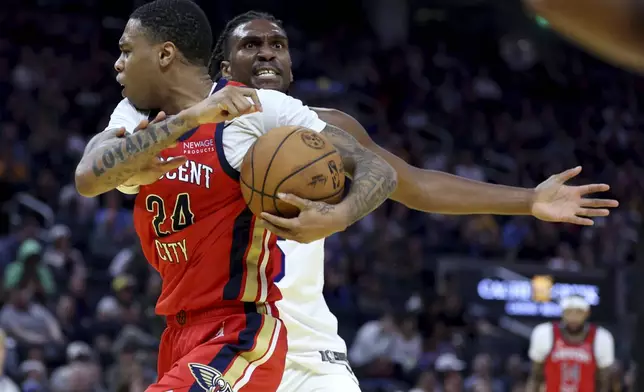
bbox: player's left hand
[531,166,619,226]
[259,193,348,243]
[120,111,188,187]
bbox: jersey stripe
[223,209,274,304]
[239,219,270,302]
[231,317,282,390]
[223,208,253,300]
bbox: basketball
[240,126,345,218]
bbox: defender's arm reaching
[314,108,618,225]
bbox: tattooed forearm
[526,362,545,392]
[320,124,397,225]
[75,112,197,197]
[596,367,611,392]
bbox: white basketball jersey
[276,239,350,374]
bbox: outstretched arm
[523,0,644,73]
[75,85,260,198]
[314,108,618,225]
[75,113,196,197]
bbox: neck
[159,68,213,115]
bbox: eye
[272,42,284,49]
[244,42,256,49]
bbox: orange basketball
[240,126,345,218]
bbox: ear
[220,60,231,78]
[159,42,177,68]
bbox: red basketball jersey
[132,79,283,316]
[544,323,597,392]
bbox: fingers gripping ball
[240,126,345,218]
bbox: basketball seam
[272,150,337,213]
[259,127,302,215]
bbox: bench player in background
[527,295,615,392]
[74,1,397,391]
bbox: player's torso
[275,239,349,374]
[133,123,281,315]
[544,323,597,392]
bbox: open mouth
[254,68,280,80]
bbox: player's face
[562,308,589,331]
[222,19,293,92]
[114,19,163,109]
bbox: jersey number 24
[145,193,195,237]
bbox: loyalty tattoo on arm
[76,115,193,195]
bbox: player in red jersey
[73,1,397,391]
[527,296,615,392]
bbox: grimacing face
[222,19,293,92]
[114,19,176,109]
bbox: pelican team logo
[300,131,326,149]
[188,363,233,392]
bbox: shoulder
[111,98,141,118]
[529,322,554,362]
[256,88,308,116]
[593,326,615,367]
[107,99,149,133]
[531,322,554,339]
[594,326,614,345]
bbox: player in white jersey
[199,10,617,392]
[85,4,618,391]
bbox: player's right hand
[120,111,188,187]
[188,85,263,124]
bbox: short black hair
[208,11,283,80]
[130,0,212,67]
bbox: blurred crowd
[0,1,640,391]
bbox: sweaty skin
[524,0,644,73]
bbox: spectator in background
[0,287,65,357]
[435,353,466,392]
[88,192,133,269]
[547,242,581,272]
[463,353,503,392]
[0,218,41,272]
[0,329,20,392]
[19,359,48,392]
[409,371,439,392]
[349,312,399,378]
[392,314,423,375]
[105,342,139,392]
[55,295,89,343]
[500,354,525,391]
[3,239,56,301]
[42,224,85,283]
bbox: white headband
[560,296,590,311]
